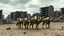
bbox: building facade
[40,5,54,17]
[6,15,11,19]
[61,8,64,15]
[54,11,62,18]
[33,13,41,17]
[0,10,3,19]
[2,15,4,19]
[10,11,27,20]
[27,13,31,17]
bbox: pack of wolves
[16,16,53,29]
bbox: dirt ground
[0,22,64,36]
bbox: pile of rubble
[0,19,16,24]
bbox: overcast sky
[0,0,64,18]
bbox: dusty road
[0,22,64,36]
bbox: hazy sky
[0,0,64,18]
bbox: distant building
[6,15,11,19]
[20,11,27,19]
[54,11,62,18]
[2,15,4,19]
[27,13,31,17]
[40,5,54,17]
[8,11,27,20]
[10,12,16,20]
[61,8,64,15]
[0,10,2,19]
[33,13,41,17]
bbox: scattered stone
[6,27,11,30]
[23,32,27,34]
[10,35,12,36]
[44,33,47,35]
[61,26,64,29]
[55,34,61,36]
[60,26,64,30]
[55,33,57,34]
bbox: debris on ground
[6,27,11,30]
[23,32,27,34]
